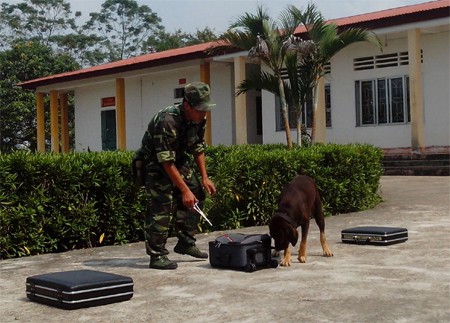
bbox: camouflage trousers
[144,164,206,257]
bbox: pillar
[49,90,59,153]
[116,78,126,150]
[60,92,70,153]
[313,77,326,144]
[408,28,425,155]
[36,92,45,153]
[200,63,212,145]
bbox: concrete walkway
[1,176,449,323]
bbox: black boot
[174,243,208,259]
[149,255,178,270]
[174,231,208,259]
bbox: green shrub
[204,143,383,230]
[0,151,146,259]
[0,143,383,259]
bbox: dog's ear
[290,227,299,246]
[269,216,282,233]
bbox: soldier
[135,81,217,270]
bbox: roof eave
[18,50,213,90]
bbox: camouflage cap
[184,82,216,112]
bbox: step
[382,159,449,168]
[383,165,450,176]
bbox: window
[256,96,263,136]
[173,87,184,105]
[276,85,331,131]
[353,51,422,71]
[325,85,331,127]
[174,87,184,99]
[355,76,410,126]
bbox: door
[101,110,116,151]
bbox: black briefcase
[209,233,278,272]
[341,226,408,245]
[26,269,133,309]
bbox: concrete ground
[1,176,449,323]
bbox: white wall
[328,36,413,148]
[210,62,234,146]
[73,27,449,152]
[74,81,116,151]
[74,63,237,152]
[260,28,450,149]
[127,66,203,151]
[422,30,450,147]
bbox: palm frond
[278,6,301,38]
[321,28,381,59]
[229,6,270,33]
[236,70,279,96]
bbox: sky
[8,0,432,34]
[70,0,430,33]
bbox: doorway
[101,110,116,151]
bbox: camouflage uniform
[135,104,207,258]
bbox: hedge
[0,151,146,259]
[204,143,383,229]
[0,144,383,259]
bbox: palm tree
[289,3,382,143]
[283,41,317,146]
[213,6,302,149]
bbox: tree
[213,6,302,148]
[145,27,218,52]
[51,32,108,67]
[0,41,79,152]
[0,0,106,67]
[0,0,81,48]
[289,3,381,143]
[83,0,164,61]
[284,47,316,146]
[223,4,381,146]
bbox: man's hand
[181,189,197,209]
[202,178,217,196]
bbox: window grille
[355,76,410,126]
[354,51,422,71]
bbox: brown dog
[269,175,333,266]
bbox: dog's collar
[274,211,297,228]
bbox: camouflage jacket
[135,104,206,168]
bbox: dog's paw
[323,251,333,257]
[280,258,291,267]
[297,255,307,263]
[323,249,333,257]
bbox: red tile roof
[326,0,449,30]
[18,0,449,90]
[19,42,219,89]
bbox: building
[18,0,450,155]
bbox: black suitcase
[26,269,133,309]
[341,226,408,245]
[209,233,278,272]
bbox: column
[116,78,126,150]
[60,92,70,153]
[49,90,59,153]
[313,77,326,144]
[200,63,212,145]
[36,92,45,153]
[408,28,425,155]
